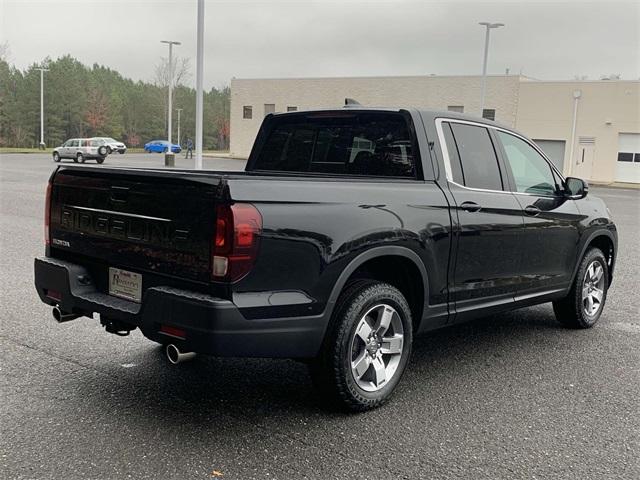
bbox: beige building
[230,75,640,184]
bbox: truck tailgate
[48,167,223,285]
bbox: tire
[309,280,413,411]
[96,157,105,164]
[98,146,108,156]
[119,150,125,155]
[52,152,60,162]
[77,153,85,163]
[106,146,112,154]
[553,247,609,329]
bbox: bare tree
[154,56,191,137]
[154,56,191,88]
[0,42,10,62]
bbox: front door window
[497,131,559,196]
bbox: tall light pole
[478,22,504,115]
[195,0,205,169]
[160,40,181,151]
[567,89,582,177]
[176,108,183,147]
[36,66,49,149]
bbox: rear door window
[253,112,418,178]
[449,123,503,191]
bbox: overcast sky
[2,0,638,89]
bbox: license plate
[108,268,142,303]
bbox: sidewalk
[590,181,640,190]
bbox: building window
[243,106,252,119]
[287,106,298,112]
[448,106,464,113]
[617,152,634,162]
[264,104,276,116]
[482,109,496,121]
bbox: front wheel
[52,152,60,162]
[106,146,112,154]
[553,248,609,328]
[309,280,413,411]
[96,157,105,164]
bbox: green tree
[0,53,230,150]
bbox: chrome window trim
[434,117,565,198]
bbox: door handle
[524,205,541,217]
[460,201,481,213]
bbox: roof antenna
[344,98,361,107]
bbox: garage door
[533,139,566,173]
[616,133,640,183]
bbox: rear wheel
[96,157,105,164]
[309,280,413,411]
[76,153,85,163]
[553,248,609,328]
[52,152,60,162]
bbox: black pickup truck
[34,108,617,410]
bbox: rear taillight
[44,181,52,246]
[212,203,262,282]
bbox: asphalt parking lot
[1,152,639,479]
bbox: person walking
[185,138,194,159]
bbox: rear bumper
[34,256,326,358]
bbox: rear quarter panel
[227,177,452,324]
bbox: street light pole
[160,40,181,151]
[36,67,49,149]
[195,0,205,170]
[176,108,183,147]
[478,22,504,115]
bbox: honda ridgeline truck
[34,107,617,411]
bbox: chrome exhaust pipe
[52,306,80,323]
[165,344,196,364]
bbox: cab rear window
[252,112,418,178]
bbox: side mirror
[565,177,589,199]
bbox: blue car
[144,140,182,153]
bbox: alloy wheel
[582,260,605,317]
[350,303,404,392]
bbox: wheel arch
[325,246,429,333]
[574,229,616,286]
